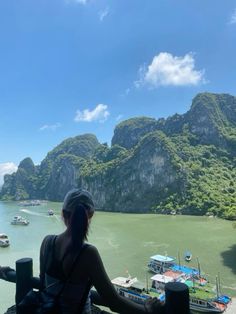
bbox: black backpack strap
[77,278,92,314]
[57,244,91,296]
[56,243,92,314]
[65,243,90,282]
[44,235,57,272]
[72,244,92,314]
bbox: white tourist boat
[111,276,162,304]
[148,254,176,273]
[0,233,10,247]
[11,215,29,225]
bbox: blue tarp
[215,295,231,304]
[159,294,165,302]
[171,264,199,275]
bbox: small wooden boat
[48,209,54,216]
[184,251,192,262]
[0,233,10,247]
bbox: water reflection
[221,244,236,274]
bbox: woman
[40,188,163,314]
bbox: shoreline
[1,200,236,221]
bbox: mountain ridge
[1,92,236,219]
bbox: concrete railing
[1,258,190,314]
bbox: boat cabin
[151,274,174,290]
[0,233,10,247]
[148,254,176,273]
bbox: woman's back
[41,234,92,314]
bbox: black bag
[18,289,61,314]
[18,236,90,314]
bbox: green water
[1,201,236,313]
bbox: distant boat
[18,200,41,206]
[48,209,54,216]
[0,233,10,247]
[184,251,192,262]
[11,216,29,226]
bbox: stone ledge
[4,304,111,314]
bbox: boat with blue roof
[147,254,176,273]
[151,270,228,313]
[147,253,231,313]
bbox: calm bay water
[1,201,236,313]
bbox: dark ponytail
[63,204,90,252]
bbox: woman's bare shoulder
[84,243,99,254]
[83,244,102,261]
[40,234,56,251]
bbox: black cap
[62,188,95,212]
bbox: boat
[48,209,54,216]
[147,254,176,273]
[184,251,192,262]
[112,268,228,314]
[151,272,227,313]
[0,233,10,247]
[111,276,163,305]
[18,200,41,206]
[189,287,227,313]
[11,215,29,225]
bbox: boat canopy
[150,255,175,263]
[130,281,146,292]
[0,233,8,238]
[151,274,173,283]
[111,277,138,288]
[215,295,231,304]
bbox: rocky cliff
[1,93,236,219]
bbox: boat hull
[0,243,10,247]
[190,304,224,313]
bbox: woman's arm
[86,246,152,314]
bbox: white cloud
[0,162,18,186]
[65,0,88,5]
[74,104,110,123]
[229,9,236,24]
[99,7,109,22]
[135,52,205,88]
[116,114,123,121]
[39,123,61,131]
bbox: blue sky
[0,0,236,184]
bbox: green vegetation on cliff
[1,93,236,219]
